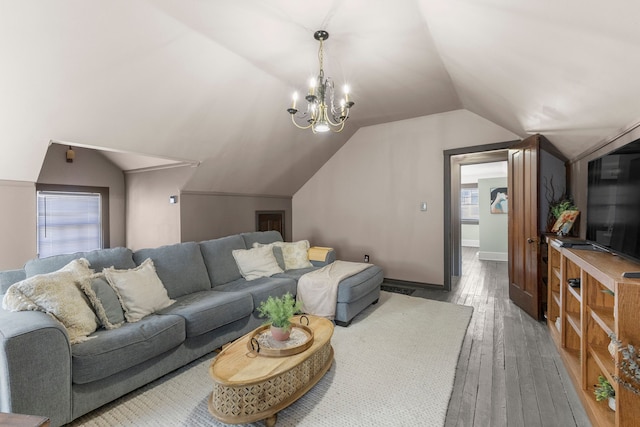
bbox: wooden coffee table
[208,315,334,426]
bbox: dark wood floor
[392,247,591,427]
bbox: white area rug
[69,291,472,427]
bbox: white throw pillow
[255,240,312,270]
[104,258,175,323]
[2,258,98,344]
[232,245,284,281]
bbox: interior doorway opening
[460,161,509,263]
[256,211,285,240]
[443,141,517,291]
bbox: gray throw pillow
[80,273,125,329]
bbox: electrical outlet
[364,254,369,263]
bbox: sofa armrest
[0,307,72,426]
[308,246,336,267]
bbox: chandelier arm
[329,120,346,133]
[325,107,351,127]
[325,114,344,127]
[290,114,313,130]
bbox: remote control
[622,271,640,279]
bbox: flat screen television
[586,138,640,263]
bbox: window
[461,184,479,223]
[36,184,109,258]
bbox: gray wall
[38,143,126,248]
[0,181,36,269]
[462,223,480,247]
[293,110,519,285]
[125,166,194,251]
[0,144,126,269]
[125,166,291,249]
[478,177,508,261]
[180,192,292,243]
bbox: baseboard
[478,251,508,261]
[462,239,480,247]
[383,278,443,289]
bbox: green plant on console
[257,292,303,332]
[609,334,640,396]
[543,176,577,229]
[594,375,615,401]
[550,197,577,220]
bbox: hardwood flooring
[392,247,591,427]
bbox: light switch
[420,202,427,211]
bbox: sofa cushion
[232,246,283,281]
[71,314,185,384]
[240,230,284,248]
[133,242,211,299]
[104,259,175,323]
[0,269,26,295]
[2,259,98,344]
[274,267,319,281]
[24,247,136,277]
[80,274,125,329]
[24,253,80,277]
[336,265,384,303]
[199,235,246,287]
[158,290,253,337]
[215,276,297,308]
[83,247,136,272]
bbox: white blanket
[297,261,372,319]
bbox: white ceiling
[461,162,508,184]
[1,1,639,195]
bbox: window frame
[460,183,479,225]
[35,184,110,256]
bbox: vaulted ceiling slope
[1,1,639,195]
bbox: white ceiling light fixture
[287,30,354,134]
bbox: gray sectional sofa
[0,231,383,426]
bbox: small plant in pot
[594,375,616,411]
[257,293,303,341]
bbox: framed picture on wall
[490,187,508,214]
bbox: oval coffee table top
[210,315,334,385]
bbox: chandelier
[287,30,354,133]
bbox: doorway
[256,211,285,240]
[460,161,509,265]
[443,141,517,291]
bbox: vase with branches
[608,333,640,396]
[543,176,577,232]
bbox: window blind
[37,191,102,258]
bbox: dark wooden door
[508,135,540,319]
[256,211,285,239]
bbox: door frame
[443,140,518,291]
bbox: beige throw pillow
[232,245,284,281]
[255,240,313,270]
[104,258,175,323]
[2,258,98,344]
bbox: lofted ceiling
[1,1,639,195]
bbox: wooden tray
[247,323,314,357]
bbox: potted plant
[544,178,577,233]
[608,334,640,396]
[594,375,616,411]
[257,292,303,341]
